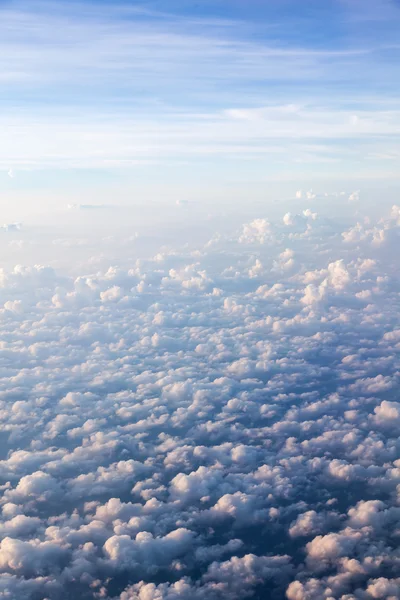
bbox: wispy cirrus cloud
[1,104,400,172]
[0,0,399,178]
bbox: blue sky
[1,0,400,204]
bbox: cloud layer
[0,202,399,598]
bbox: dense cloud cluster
[0,204,400,599]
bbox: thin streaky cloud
[0,0,399,179]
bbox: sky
[1,0,400,215]
[2,3,400,600]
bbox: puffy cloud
[305,531,361,568]
[342,205,400,248]
[283,209,317,228]
[288,510,338,538]
[273,248,295,272]
[103,528,195,571]
[373,400,400,426]
[348,190,360,202]
[239,219,272,244]
[366,578,400,598]
[0,537,67,576]
[3,471,62,503]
